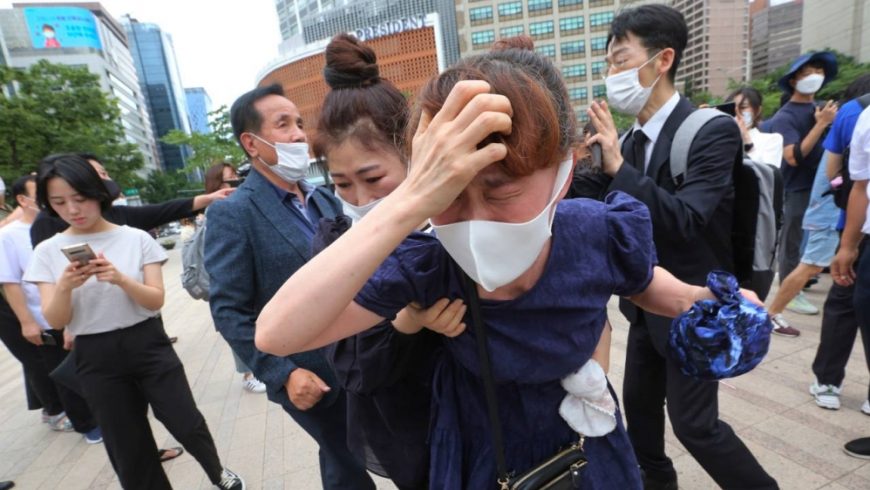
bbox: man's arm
[831,179,868,286]
[826,152,844,181]
[2,283,43,345]
[784,102,837,167]
[607,117,740,242]
[204,200,299,398]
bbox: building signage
[23,7,103,50]
[353,14,427,42]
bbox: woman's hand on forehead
[401,81,513,220]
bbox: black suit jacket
[606,96,742,351]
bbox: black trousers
[75,317,223,490]
[39,330,98,433]
[0,294,62,414]
[812,239,870,400]
[623,318,778,489]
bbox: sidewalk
[0,249,868,489]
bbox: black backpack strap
[460,272,511,486]
[858,93,870,109]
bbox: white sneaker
[862,400,870,416]
[242,376,266,394]
[809,381,841,410]
[46,412,74,432]
[786,292,819,315]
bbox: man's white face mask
[431,158,573,292]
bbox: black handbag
[461,272,587,490]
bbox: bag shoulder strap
[857,93,870,109]
[461,272,510,485]
[669,108,732,186]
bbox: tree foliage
[0,60,143,188]
[161,105,245,173]
[137,168,191,204]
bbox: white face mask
[741,111,754,129]
[605,52,663,116]
[432,158,573,292]
[795,73,825,95]
[335,193,383,224]
[250,133,310,183]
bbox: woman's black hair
[726,86,763,110]
[36,153,113,218]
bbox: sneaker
[786,293,819,315]
[46,412,74,432]
[844,437,870,459]
[242,376,266,394]
[809,381,841,410]
[216,468,245,490]
[41,409,51,424]
[84,427,103,444]
[862,400,870,416]
[771,313,801,337]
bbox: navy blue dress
[356,192,655,489]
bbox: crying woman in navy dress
[256,37,732,489]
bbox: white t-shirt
[0,220,51,330]
[848,106,870,235]
[24,225,168,336]
[748,128,784,168]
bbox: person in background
[202,162,266,394]
[205,84,375,489]
[588,6,777,489]
[728,86,784,171]
[0,175,89,436]
[24,154,244,490]
[767,52,839,317]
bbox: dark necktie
[632,129,648,174]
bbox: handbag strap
[460,272,511,487]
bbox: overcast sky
[1,0,283,108]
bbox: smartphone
[583,122,603,170]
[713,101,736,117]
[61,243,97,265]
[226,179,241,188]
[40,331,57,346]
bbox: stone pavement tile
[164,458,209,490]
[818,483,851,490]
[230,412,269,453]
[224,442,266,489]
[54,444,111,490]
[836,471,870,490]
[739,435,831,489]
[742,422,854,483]
[282,430,319,475]
[262,436,285,481]
[262,477,284,490]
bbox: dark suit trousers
[282,390,375,490]
[75,317,223,490]
[623,318,778,489]
[0,295,64,414]
[812,238,870,400]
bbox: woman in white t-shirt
[24,154,244,490]
[728,86,784,167]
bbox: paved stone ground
[0,248,868,489]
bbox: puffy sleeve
[354,232,446,320]
[139,230,168,266]
[604,192,658,297]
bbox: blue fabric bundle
[668,271,773,380]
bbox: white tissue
[559,359,617,437]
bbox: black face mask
[103,179,121,199]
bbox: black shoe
[0,481,15,490]
[216,468,245,490]
[641,471,678,490]
[803,276,819,290]
[844,437,870,459]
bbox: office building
[261,0,459,142]
[185,87,212,134]
[750,0,802,79]
[671,0,749,97]
[1,3,160,173]
[456,0,659,123]
[124,16,191,172]
[801,0,869,64]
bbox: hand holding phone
[61,243,97,266]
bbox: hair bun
[492,35,535,52]
[324,33,380,90]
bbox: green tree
[0,60,143,187]
[161,105,246,173]
[138,169,191,204]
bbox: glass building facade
[457,0,654,123]
[124,18,191,172]
[185,87,213,135]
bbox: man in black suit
[584,5,778,490]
